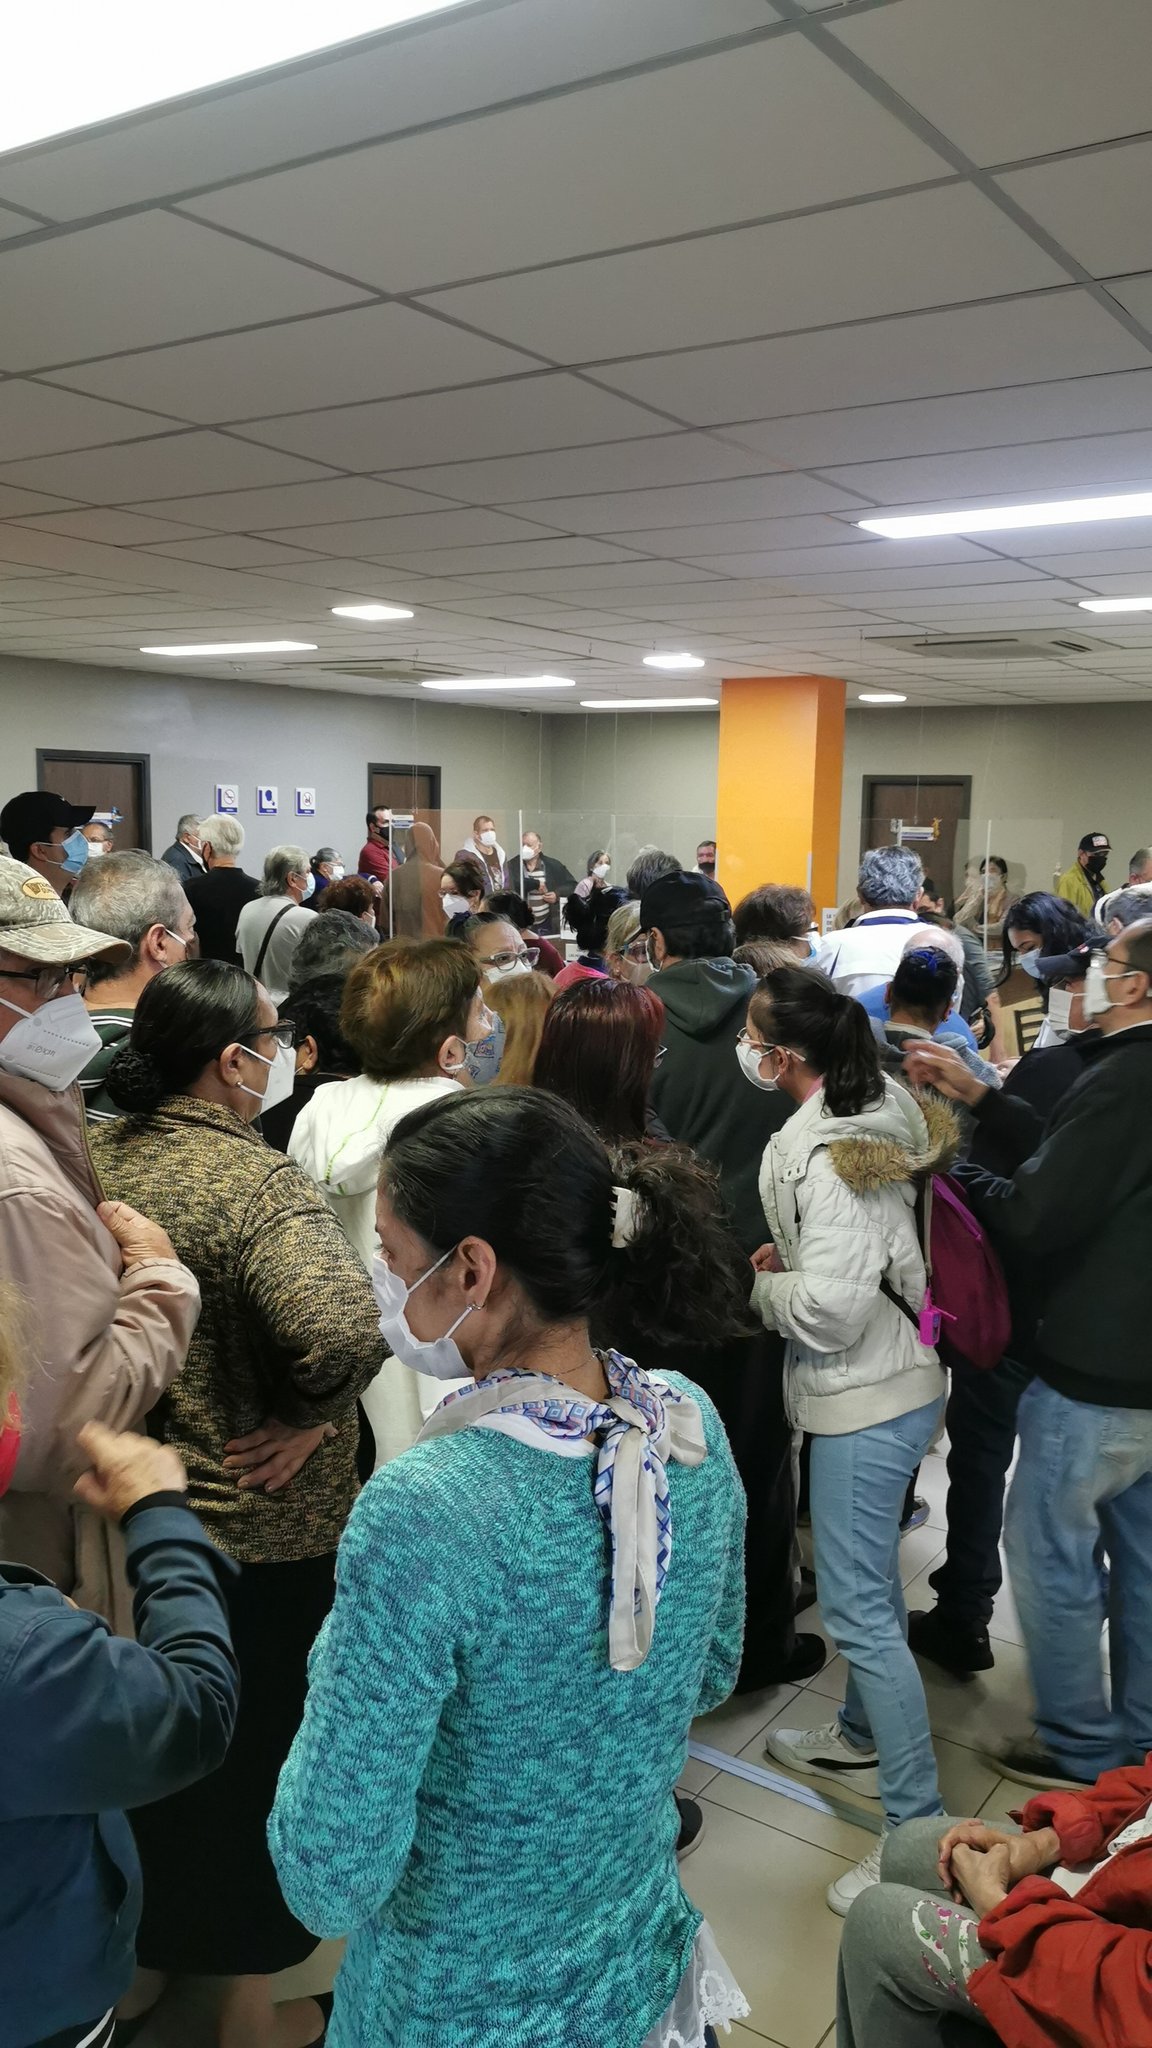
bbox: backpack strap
[252,901,295,981]
[880,1176,934,1328]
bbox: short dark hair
[626,848,681,898]
[277,973,360,1076]
[442,859,486,899]
[534,979,665,1143]
[750,962,883,1118]
[659,905,735,961]
[485,890,533,931]
[341,938,479,1081]
[733,883,813,946]
[381,1086,754,1347]
[366,809,387,829]
[288,906,376,991]
[889,945,959,1023]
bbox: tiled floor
[136,1441,1030,2048]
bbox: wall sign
[256,785,279,816]
[295,787,316,817]
[215,783,239,814]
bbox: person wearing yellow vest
[1057,831,1111,917]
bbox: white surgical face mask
[737,1039,779,1092]
[592,862,610,881]
[1017,948,1043,979]
[479,831,497,850]
[0,989,101,1092]
[371,1248,476,1379]
[237,1040,296,1112]
[329,864,345,882]
[300,872,316,902]
[1083,953,1138,1022]
[520,844,536,862]
[84,842,107,859]
[1044,987,1076,1042]
[483,956,531,982]
[442,893,471,919]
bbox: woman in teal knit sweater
[270,1088,750,2047]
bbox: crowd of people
[0,779,1149,2048]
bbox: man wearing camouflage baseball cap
[0,855,200,1622]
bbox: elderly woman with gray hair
[236,845,316,1003]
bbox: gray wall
[0,656,552,872]
[543,709,719,879]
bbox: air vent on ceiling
[868,630,1113,660]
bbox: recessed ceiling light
[1077,597,1152,613]
[331,604,415,621]
[859,491,1152,538]
[420,676,576,692]
[857,691,908,704]
[140,640,317,656]
[581,698,719,710]
[5,4,471,153]
[642,652,706,670]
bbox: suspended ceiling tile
[0,0,779,219]
[190,36,948,294]
[13,509,214,546]
[0,431,336,504]
[129,474,453,533]
[997,140,1152,280]
[830,0,1152,166]
[240,374,667,470]
[43,303,541,423]
[355,537,646,575]
[821,430,1152,505]
[594,291,1148,424]
[381,431,775,504]
[139,535,334,568]
[0,213,372,376]
[424,186,1069,364]
[0,378,190,462]
[508,474,863,536]
[0,482,81,518]
[262,507,559,556]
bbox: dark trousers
[33,2017,116,2048]
[929,1352,1032,1626]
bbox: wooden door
[37,750,150,852]
[860,776,971,902]
[368,763,442,862]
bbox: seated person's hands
[951,1841,1014,1915]
[939,1820,1061,1901]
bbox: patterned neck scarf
[418,1351,707,1671]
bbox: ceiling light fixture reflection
[140,640,317,656]
[859,491,1152,538]
[642,652,705,670]
[857,691,908,704]
[420,676,575,692]
[581,697,719,710]
[331,603,415,621]
[1077,597,1152,613]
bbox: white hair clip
[611,1184,640,1249]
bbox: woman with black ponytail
[270,1086,750,2048]
[738,963,955,1915]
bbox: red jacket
[358,837,396,882]
[969,1757,1152,2047]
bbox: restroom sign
[215,783,239,814]
[256,785,279,816]
[295,787,316,816]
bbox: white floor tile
[694,1681,800,1757]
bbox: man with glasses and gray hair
[68,852,197,1123]
[0,856,199,1622]
[160,812,205,884]
[236,844,316,1003]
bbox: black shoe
[991,1742,1095,1792]
[795,1566,819,1615]
[675,1792,706,1860]
[899,1495,931,1535]
[774,1632,827,1683]
[908,1606,994,1680]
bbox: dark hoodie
[648,956,792,1252]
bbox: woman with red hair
[533,977,665,1144]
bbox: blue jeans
[809,1397,945,1828]
[1005,1377,1152,1775]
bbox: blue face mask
[60,828,91,876]
[1017,949,1043,980]
[300,872,316,902]
[449,1009,505,1086]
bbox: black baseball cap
[640,868,729,931]
[1,789,95,858]
[1078,832,1110,854]
[1037,940,1098,984]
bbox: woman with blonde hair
[488,969,556,1085]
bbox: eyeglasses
[242,1021,297,1050]
[0,962,86,1000]
[654,1044,668,1065]
[736,1028,776,1057]
[488,949,536,970]
[624,939,649,962]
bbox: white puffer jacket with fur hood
[753,1076,952,1435]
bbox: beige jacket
[0,1072,200,1624]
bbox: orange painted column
[716,675,846,920]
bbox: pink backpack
[883,1173,1012,1372]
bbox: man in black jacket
[642,870,822,1688]
[920,921,1152,1789]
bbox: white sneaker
[764,1718,882,1799]
[827,1832,888,1917]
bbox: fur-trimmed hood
[827,1086,959,1194]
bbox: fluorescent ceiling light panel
[420,676,575,692]
[140,640,317,656]
[331,604,415,620]
[1078,597,1152,613]
[642,652,706,671]
[857,691,908,704]
[5,3,470,153]
[581,698,719,710]
[859,492,1152,539]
